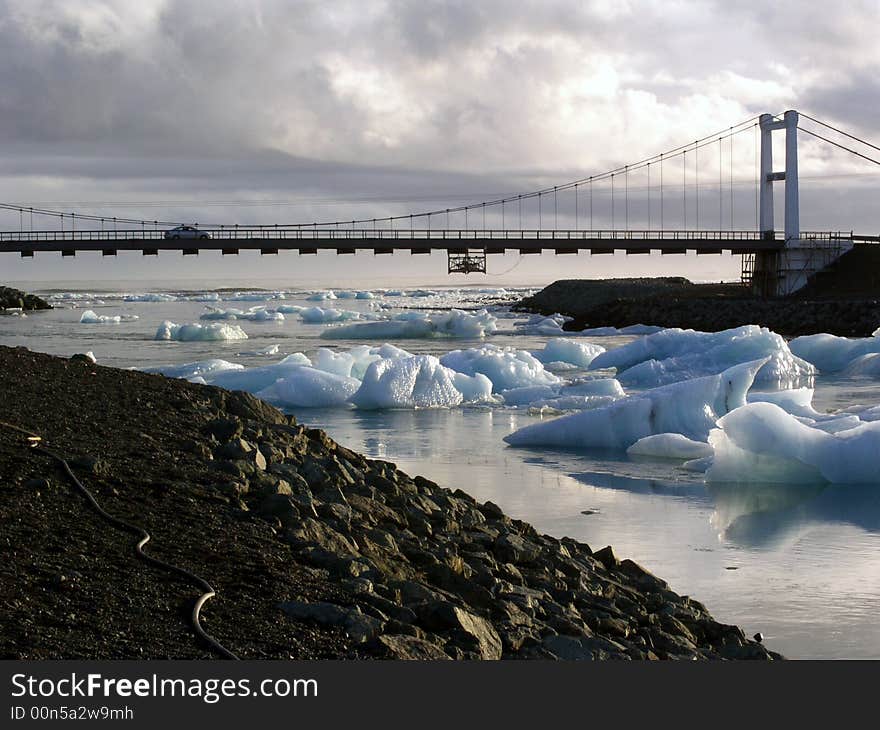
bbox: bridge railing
[0,228,854,243]
[0,228,799,241]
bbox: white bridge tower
[753,109,849,296]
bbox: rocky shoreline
[0,286,51,312]
[0,346,778,660]
[515,278,880,337]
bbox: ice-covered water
[3,281,880,658]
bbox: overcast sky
[2,0,878,285]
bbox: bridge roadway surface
[0,229,854,257]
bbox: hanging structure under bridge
[2,109,879,297]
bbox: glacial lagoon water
[3,281,879,659]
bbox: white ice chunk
[706,401,880,484]
[79,310,138,324]
[789,332,880,373]
[560,378,626,397]
[528,395,620,412]
[577,324,663,336]
[144,358,245,381]
[200,306,283,321]
[504,359,765,451]
[299,307,381,324]
[500,385,560,406]
[627,433,714,460]
[124,293,178,302]
[255,367,360,408]
[155,321,248,341]
[307,290,338,301]
[441,345,560,392]
[843,352,880,377]
[350,355,488,409]
[535,338,605,368]
[322,309,497,340]
[237,344,281,356]
[207,354,310,392]
[591,325,814,388]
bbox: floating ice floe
[308,290,338,301]
[143,358,245,381]
[441,345,560,392]
[237,344,280,357]
[842,353,880,377]
[590,325,814,388]
[503,359,765,450]
[580,324,664,336]
[200,306,284,322]
[321,309,497,339]
[350,355,493,409]
[534,338,605,369]
[124,293,178,302]
[155,321,249,342]
[789,332,880,373]
[513,313,572,336]
[299,307,382,324]
[627,433,714,460]
[79,310,139,324]
[312,344,411,380]
[256,367,361,408]
[222,291,286,302]
[706,401,880,484]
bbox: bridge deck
[0,229,848,256]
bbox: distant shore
[515,277,880,337]
[0,345,777,660]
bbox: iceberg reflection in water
[708,481,880,548]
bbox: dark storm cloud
[0,0,877,230]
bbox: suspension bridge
[2,110,878,297]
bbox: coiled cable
[0,420,239,660]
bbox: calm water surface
[3,282,879,659]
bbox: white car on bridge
[164,225,211,240]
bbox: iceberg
[79,310,138,324]
[200,306,284,322]
[504,359,765,451]
[440,345,560,392]
[155,321,248,341]
[535,339,605,369]
[627,433,714,460]
[299,307,381,324]
[706,401,880,484]
[560,378,626,397]
[590,325,814,388]
[321,309,497,340]
[790,332,880,373]
[124,293,178,302]
[312,344,411,380]
[237,344,280,356]
[144,358,245,381]
[843,353,880,377]
[350,355,492,410]
[576,324,664,336]
[307,290,338,301]
[207,353,312,392]
[256,367,360,408]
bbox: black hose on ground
[0,420,239,660]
